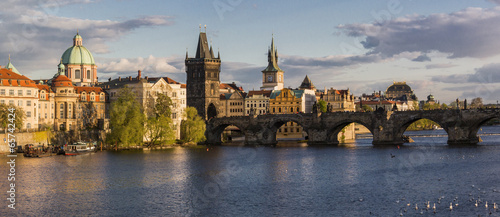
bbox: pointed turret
[58,58,65,76]
[263,36,282,72]
[209,45,214,59]
[299,75,316,91]
[5,55,21,75]
[195,32,212,59]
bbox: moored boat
[64,141,96,156]
[23,144,55,158]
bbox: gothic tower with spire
[260,36,284,90]
[185,31,222,120]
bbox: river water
[1,126,500,216]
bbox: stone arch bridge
[206,109,500,146]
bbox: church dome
[427,94,435,101]
[61,33,95,65]
[386,82,412,92]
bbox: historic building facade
[269,88,308,139]
[185,32,221,120]
[0,65,40,130]
[245,90,271,116]
[100,71,186,139]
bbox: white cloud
[338,7,500,59]
[0,1,174,77]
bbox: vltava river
[1,126,500,216]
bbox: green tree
[317,100,327,113]
[440,103,448,110]
[146,115,175,148]
[0,104,24,132]
[181,107,206,144]
[361,105,373,112]
[107,86,145,148]
[145,93,176,148]
[470,97,483,109]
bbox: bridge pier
[447,127,479,146]
[244,128,277,146]
[307,128,338,146]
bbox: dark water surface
[1,126,500,216]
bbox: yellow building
[269,88,306,139]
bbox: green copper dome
[61,33,95,65]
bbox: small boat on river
[23,144,56,158]
[64,141,97,156]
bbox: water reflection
[1,126,499,216]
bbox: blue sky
[2,0,500,104]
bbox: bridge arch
[394,116,448,144]
[327,120,374,144]
[206,119,248,145]
[467,113,500,142]
[268,116,309,141]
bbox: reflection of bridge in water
[206,109,500,146]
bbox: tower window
[75,70,81,79]
[87,70,91,80]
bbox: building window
[45,113,47,119]
[0,100,4,104]
[9,90,14,96]
[18,90,22,96]
[0,89,4,95]
[172,113,177,119]
[90,96,95,101]
[9,100,14,105]
[27,111,31,117]
[51,113,53,119]
[27,123,31,129]
[75,70,81,79]
[18,100,22,106]
[100,95,104,101]
[26,100,31,106]
[87,70,91,80]
[45,103,47,109]
[27,90,31,95]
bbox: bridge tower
[185,31,222,120]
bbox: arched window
[87,70,91,80]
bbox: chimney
[138,70,142,79]
[129,76,132,81]
[118,77,121,81]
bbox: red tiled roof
[0,68,38,88]
[74,86,104,94]
[36,84,53,93]
[247,90,272,97]
[180,84,186,88]
[52,75,73,87]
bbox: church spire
[263,35,282,72]
[5,55,21,75]
[195,32,212,59]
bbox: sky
[2,0,500,104]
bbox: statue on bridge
[327,103,333,113]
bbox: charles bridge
[205,109,500,146]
